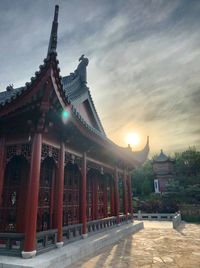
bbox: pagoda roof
[0,5,149,168]
[154,149,173,163]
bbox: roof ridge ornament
[6,84,14,92]
[76,54,89,85]
[47,5,59,57]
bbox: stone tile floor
[67,221,200,268]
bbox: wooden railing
[0,232,24,256]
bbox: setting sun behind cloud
[126,132,140,147]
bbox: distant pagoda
[153,150,175,193]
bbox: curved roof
[0,5,149,167]
[154,149,169,162]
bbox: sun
[126,133,140,147]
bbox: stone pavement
[67,221,200,268]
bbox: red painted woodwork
[63,162,81,226]
[37,157,56,231]
[97,178,104,219]
[110,178,115,216]
[127,174,133,215]
[123,170,128,221]
[0,137,6,207]
[86,175,92,221]
[103,178,108,218]
[0,156,29,232]
[24,133,42,252]
[81,152,87,234]
[92,175,98,219]
[6,144,31,163]
[114,168,120,224]
[87,170,106,220]
[56,142,64,242]
[0,68,52,118]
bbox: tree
[174,147,200,187]
[131,160,154,196]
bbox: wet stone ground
[67,221,200,268]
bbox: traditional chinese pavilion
[153,150,174,193]
[0,6,149,258]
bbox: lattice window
[87,176,92,221]
[65,152,81,168]
[97,179,105,219]
[63,163,81,226]
[118,177,123,213]
[0,156,28,233]
[6,143,31,162]
[37,157,55,231]
[41,144,59,163]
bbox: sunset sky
[0,0,199,155]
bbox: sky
[0,0,199,156]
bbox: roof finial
[47,5,59,57]
[147,136,149,145]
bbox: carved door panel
[97,179,104,219]
[0,156,28,232]
[37,158,55,231]
[63,163,81,226]
[86,176,92,221]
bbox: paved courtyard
[67,221,200,268]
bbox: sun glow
[126,133,140,147]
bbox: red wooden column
[127,173,133,219]
[109,178,115,216]
[103,178,108,218]
[81,152,87,238]
[123,170,128,221]
[114,168,120,224]
[22,133,42,258]
[110,179,115,216]
[92,175,98,220]
[55,142,65,247]
[0,136,6,207]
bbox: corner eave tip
[47,5,59,57]
[54,5,59,21]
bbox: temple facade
[0,6,149,258]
